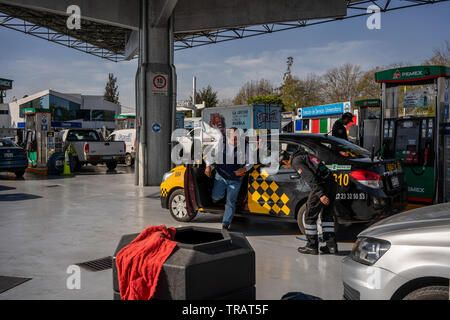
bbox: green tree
[356,67,382,101]
[279,75,305,111]
[195,85,218,108]
[104,73,119,104]
[247,94,283,106]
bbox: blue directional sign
[152,123,161,133]
[301,102,351,118]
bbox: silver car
[342,202,450,300]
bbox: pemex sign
[375,66,450,83]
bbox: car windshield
[320,137,371,159]
[67,130,101,141]
[0,139,18,148]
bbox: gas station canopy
[0,0,448,61]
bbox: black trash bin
[112,226,255,300]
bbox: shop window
[91,110,115,122]
[302,119,310,131]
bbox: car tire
[296,203,307,235]
[168,189,197,222]
[125,154,133,167]
[403,286,449,300]
[15,169,25,178]
[297,203,340,235]
[106,160,117,171]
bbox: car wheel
[15,169,25,178]
[125,154,133,167]
[106,160,117,171]
[296,203,307,235]
[297,203,340,235]
[168,189,197,222]
[403,286,449,300]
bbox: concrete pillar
[136,0,176,186]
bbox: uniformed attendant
[283,149,338,255]
[332,112,353,140]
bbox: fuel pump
[24,108,52,170]
[354,99,381,151]
[376,65,450,204]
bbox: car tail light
[84,143,89,153]
[18,149,26,155]
[350,170,382,189]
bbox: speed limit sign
[151,73,168,96]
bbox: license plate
[4,153,13,158]
[391,176,400,188]
[103,156,112,160]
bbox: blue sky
[1,2,449,110]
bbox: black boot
[298,236,318,255]
[320,233,338,255]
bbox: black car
[0,138,28,178]
[161,133,408,232]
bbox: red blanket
[116,225,177,300]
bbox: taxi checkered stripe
[248,166,290,216]
[161,188,168,197]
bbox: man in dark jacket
[283,149,338,255]
[332,112,353,140]
[205,128,252,230]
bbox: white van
[107,129,136,166]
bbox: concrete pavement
[0,166,354,300]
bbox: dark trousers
[304,184,337,243]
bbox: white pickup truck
[61,129,126,171]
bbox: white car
[108,129,136,166]
[342,202,450,300]
[61,129,125,171]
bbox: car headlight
[162,171,174,182]
[351,237,391,266]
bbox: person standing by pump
[332,112,353,140]
[283,149,338,255]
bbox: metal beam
[173,0,347,32]
[0,0,448,61]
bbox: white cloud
[3,39,387,107]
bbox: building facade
[2,89,121,130]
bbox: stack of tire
[47,153,66,175]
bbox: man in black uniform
[283,149,338,255]
[332,112,353,140]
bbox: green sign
[0,78,13,90]
[354,99,381,107]
[115,114,136,120]
[23,108,52,115]
[23,108,36,115]
[375,66,450,83]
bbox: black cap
[342,112,353,120]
